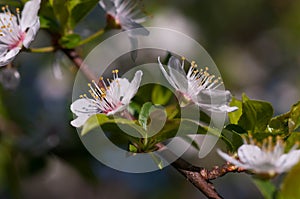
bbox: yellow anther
[181,56,186,60]
[16,8,20,13]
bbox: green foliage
[269,101,300,134]
[151,85,173,105]
[59,33,81,49]
[47,0,99,35]
[237,94,274,132]
[138,102,153,130]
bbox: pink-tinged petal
[23,20,40,48]
[217,149,248,168]
[158,57,178,90]
[121,70,142,104]
[20,0,41,31]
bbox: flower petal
[70,98,98,116]
[167,56,188,92]
[99,0,117,16]
[277,150,300,173]
[118,16,149,36]
[23,20,40,48]
[121,70,143,104]
[20,0,41,31]
[217,149,248,168]
[158,57,178,89]
[0,48,20,66]
[71,115,90,128]
[237,144,262,166]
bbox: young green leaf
[138,102,154,130]
[59,34,81,49]
[238,94,274,133]
[228,96,243,124]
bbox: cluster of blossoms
[71,56,238,127]
[218,137,300,176]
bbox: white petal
[70,98,98,116]
[277,150,300,173]
[167,57,188,92]
[237,144,262,166]
[121,70,143,104]
[21,0,41,31]
[0,48,20,66]
[119,16,149,35]
[70,114,90,128]
[217,149,248,168]
[23,20,40,48]
[158,57,178,90]
[99,0,117,16]
[108,78,130,100]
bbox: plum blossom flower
[70,70,143,128]
[217,137,300,175]
[99,0,149,36]
[0,0,41,66]
[158,56,237,112]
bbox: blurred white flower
[71,70,143,127]
[218,137,300,175]
[158,56,237,112]
[99,0,149,35]
[0,0,41,66]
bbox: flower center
[0,6,24,50]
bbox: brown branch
[62,48,103,86]
[156,143,241,199]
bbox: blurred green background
[0,0,300,198]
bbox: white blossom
[71,70,143,128]
[158,56,237,112]
[218,137,300,175]
[99,0,149,36]
[0,0,41,66]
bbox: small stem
[77,29,105,46]
[26,46,56,53]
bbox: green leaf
[139,102,153,130]
[269,101,300,134]
[278,161,300,199]
[49,0,69,33]
[238,94,274,132]
[252,178,276,199]
[222,124,247,151]
[151,84,173,105]
[67,0,99,29]
[228,96,243,124]
[129,144,138,153]
[59,34,81,49]
[290,101,300,131]
[285,132,300,151]
[81,114,136,136]
[152,118,208,144]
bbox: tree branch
[62,48,103,87]
[156,143,240,199]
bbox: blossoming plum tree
[0,0,300,199]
